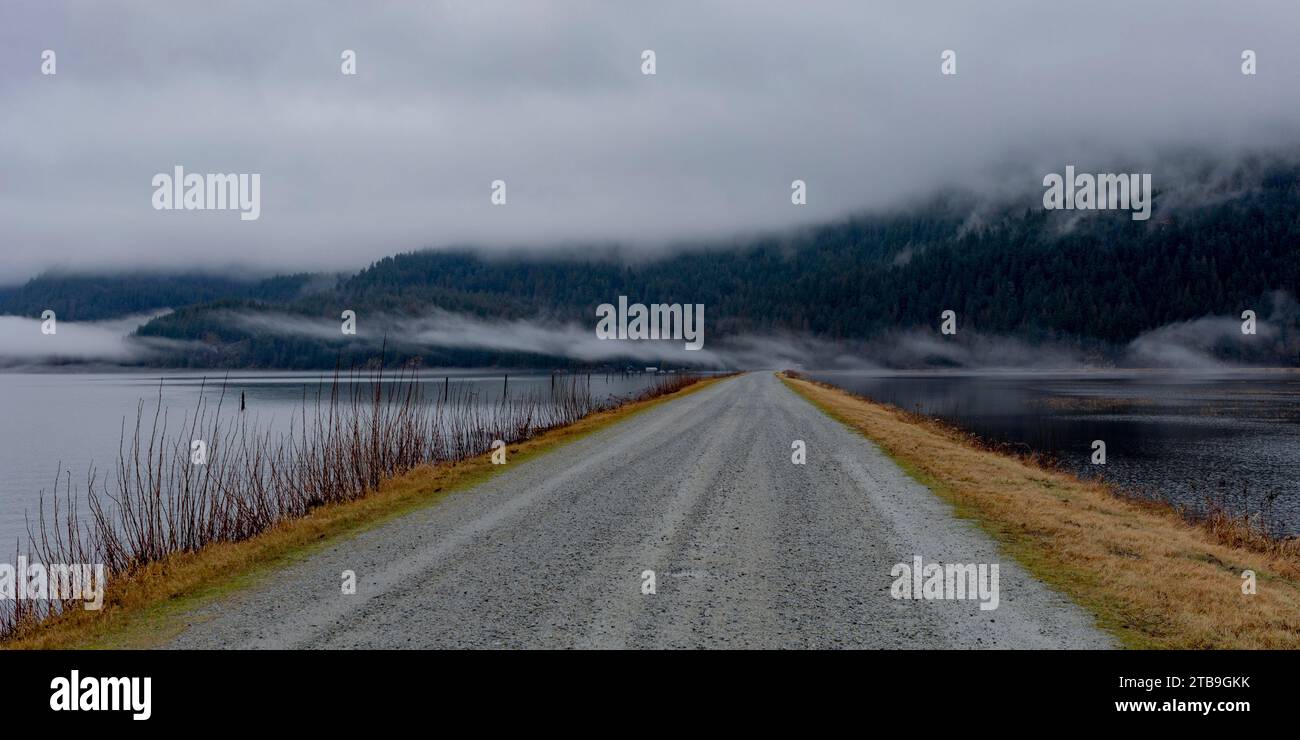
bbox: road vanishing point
[167,372,1112,649]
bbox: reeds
[1,365,703,640]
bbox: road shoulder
[780,372,1300,649]
[3,375,732,650]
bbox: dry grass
[3,374,729,650]
[780,372,1300,649]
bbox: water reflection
[809,370,1300,537]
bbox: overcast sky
[2,0,1298,283]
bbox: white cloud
[0,313,172,364]
[3,1,1299,280]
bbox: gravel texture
[165,372,1114,649]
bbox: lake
[808,369,1300,537]
[0,369,671,552]
[7,368,1297,552]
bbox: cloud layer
[3,1,1300,281]
[1,299,1291,370]
[0,312,179,365]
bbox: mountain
[7,158,1300,369]
[0,272,324,322]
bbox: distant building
[645,367,658,373]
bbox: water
[0,369,670,551]
[808,369,1300,537]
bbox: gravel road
[165,372,1113,649]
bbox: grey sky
[2,0,1298,282]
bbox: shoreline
[780,372,1300,649]
[1,374,732,649]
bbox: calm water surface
[809,369,1300,537]
[0,369,668,550]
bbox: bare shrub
[1,366,705,640]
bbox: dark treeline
[0,272,323,322]
[10,159,1300,368]
[315,168,1300,346]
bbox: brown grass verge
[780,372,1300,649]
[3,374,732,650]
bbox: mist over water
[810,369,1300,537]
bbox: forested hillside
[0,272,322,321]
[8,160,1300,369]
